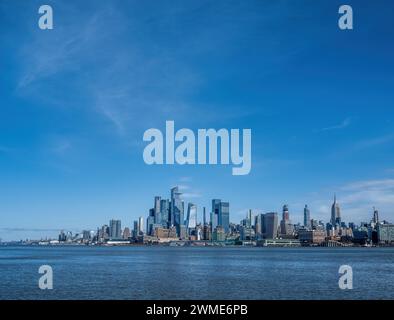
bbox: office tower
[255,214,262,238]
[147,208,155,235]
[109,219,122,239]
[247,209,253,227]
[186,203,197,230]
[210,210,218,233]
[373,207,379,224]
[133,220,139,238]
[203,207,206,226]
[282,205,289,221]
[100,225,110,241]
[160,199,170,226]
[212,199,230,233]
[123,227,131,239]
[219,202,230,233]
[280,205,293,235]
[264,212,278,239]
[331,194,341,226]
[138,216,144,234]
[154,196,161,224]
[171,186,184,235]
[304,205,311,229]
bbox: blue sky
[1,0,394,241]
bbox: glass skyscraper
[109,219,122,239]
[171,186,184,235]
[212,199,230,233]
[304,205,311,229]
[186,203,197,230]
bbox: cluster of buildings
[52,187,394,247]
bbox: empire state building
[331,194,341,226]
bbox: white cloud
[320,117,351,132]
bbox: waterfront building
[212,199,230,233]
[213,226,226,242]
[109,219,122,239]
[264,212,279,239]
[123,227,131,239]
[298,229,326,245]
[377,224,394,244]
[154,226,177,239]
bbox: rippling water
[0,246,393,300]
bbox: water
[0,246,393,300]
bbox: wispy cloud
[320,117,351,132]
[354,133,394,150]
[306,178,394,224]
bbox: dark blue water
[0,246,393,300]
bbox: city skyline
[2,187,391,242]
[1,0,394,241]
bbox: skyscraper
[171,186,184,235]
[186,203,197,230]
[373,207,379,224]
[109,219,122,239]
[331,194,341,226]
[304,205,311,229]
[147,208,155,235]
[280,205,294,236]
[160,199,170,226]
[138,216,144,234]
[203,207,206,226]
[264,212,278,239]
[282,205,289,221]
[154,196,161,224]
[212,199,230,233]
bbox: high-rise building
[154,196,161,224]
[186,203,197,231]
[212,199,230,233]
[203,207,206,226]
[160,199,170,226]
[138,216,144,234]
[304,205,311,229]
[109,219,122,239]
[147,209,155,235]
[373,207,379,224]
[331,194,341,226]
[123,227,131,239]
[171,186,184,235]
[282,205,289,221]
[133,220,139,238]
[264,212,278,239]
[210,210,218,233]
[280,205,292,235]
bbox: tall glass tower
[212,199,230,233]
[109,219,122,239]
[186,203,197,230]
[171,186,184,235]
[304,205,311,229]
